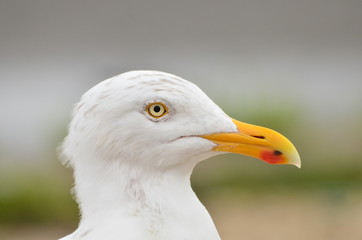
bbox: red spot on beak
[260,150,284,164]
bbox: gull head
[61,70,300,173]
[59,70,301,240]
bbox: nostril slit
[251,135,265,139]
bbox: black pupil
[154,105,161,113]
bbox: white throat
[63,154,221,240]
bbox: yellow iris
[147,102,168,118]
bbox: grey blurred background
[1,0,362,239]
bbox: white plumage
[60,70,300,240]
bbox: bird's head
[62,71,300,173]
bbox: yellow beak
[201,119,301,167]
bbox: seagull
[59,70,300,240]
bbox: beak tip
[288,153,301,168]
[293,162,302,168]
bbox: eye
[146,102,168,118]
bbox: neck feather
[70,156,220,240]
